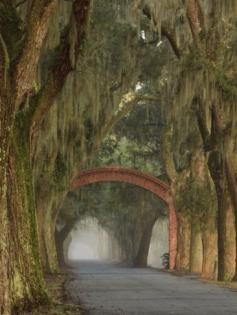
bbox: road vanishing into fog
[65,261,237,315]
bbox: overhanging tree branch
[161,26,181,59]
[14,0,58,109]
[142,4,181,59]
[30,0,91,135]
[193,96,211,150]
[100,93,159,143]
[15,0,27,8]
[186,0,205,48]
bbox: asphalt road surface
[65,260,237,315]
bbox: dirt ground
[22,272,85,315]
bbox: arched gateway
[70,166,177,270]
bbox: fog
[67,217,122,262]
[148,217,169,269]
[66,216,168,268]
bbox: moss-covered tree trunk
[38,211,59,273]
[36,196,64,272]
[208,151,236,281]
[0,103,13,314]
[216,183,235,281]
[0,167,11,314]
[195,99,237,281]
[0,116,47,315]
[225,157,237,281]
[134,214,158,268]
[55,219,76,267]
[175,213,191,271]
[201,213,217,280]
[189,220,203,273]
[0,1,59,312]
[189,151,214,276]
[0,180,10,314]
[38,215,58,272]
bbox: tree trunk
[55,230,65,267]
[63,234,72,265]
[134,215,158,267]
[37,202,60,273]
[42,222,59,272]
[201,213,217,280]
[225,158,237,281]
[189,220,203,273]
[0,78,15,315]
[0,117,47,315]
[0,159,11,315]
[175,213,191,271]
[216,185,236,281]
[208,151,236,281]
[55,220,76,267]
[196,101,237,281]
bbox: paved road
[65,260,237,315]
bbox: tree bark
[208,151,236,281]
[134,215,158,268]
[189,220,203,273]
[55,219,76,267]
[38,214,59,273]
[0,159,11,315]
[175,213,191,271]
[201,213,217,280]
[15,0,58,107]
[0,95,14,315]
[225,158,237,281]
[0,117,47,315]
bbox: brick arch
[70,166,177,270]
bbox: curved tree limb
[161,26,181,59]
[186,0,205,48]
[142,4,181,59]
[30,0,91,136]
[14,0,58,109]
